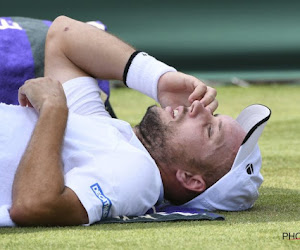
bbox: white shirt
[0,77,163,226]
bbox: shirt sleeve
[64,145,162,225]
[62,76,111,117]
[64,164,109,225]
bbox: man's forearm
[45,16,135,82]
[10,102,68,225]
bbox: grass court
[1,83,299,249]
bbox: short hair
[183,149,234,190]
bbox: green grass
[1,84,300,249]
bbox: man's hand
[157,72,218,113]
[18,77,67,113]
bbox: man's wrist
[39,99,68,114]
[123,51,177,101]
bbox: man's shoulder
[107,137,162,184]
[112,139,158,172]
[108,143,163,215]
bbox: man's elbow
[9,204,31,226]
[9,200,52,226]
[46,15,73,45]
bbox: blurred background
[1,0,300,83]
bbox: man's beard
[136,105,172,164]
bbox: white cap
[182,104,271,211]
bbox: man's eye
[208,125,212,138]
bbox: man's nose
[189,100,211,118]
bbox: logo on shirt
[245,163,254,175]
[90,183,112,218]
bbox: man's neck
[134,125,199,205]
[132,126,139,138]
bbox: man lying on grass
[0,16,270,227]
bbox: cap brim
[232,104,271,169]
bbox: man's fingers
[199,87,217,106]
[18,86,28,107]
[205,99,219,114]
[188,81,207,103]
[18,79,36,107]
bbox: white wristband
[124,52,177,102]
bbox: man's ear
[176,169,206,192]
